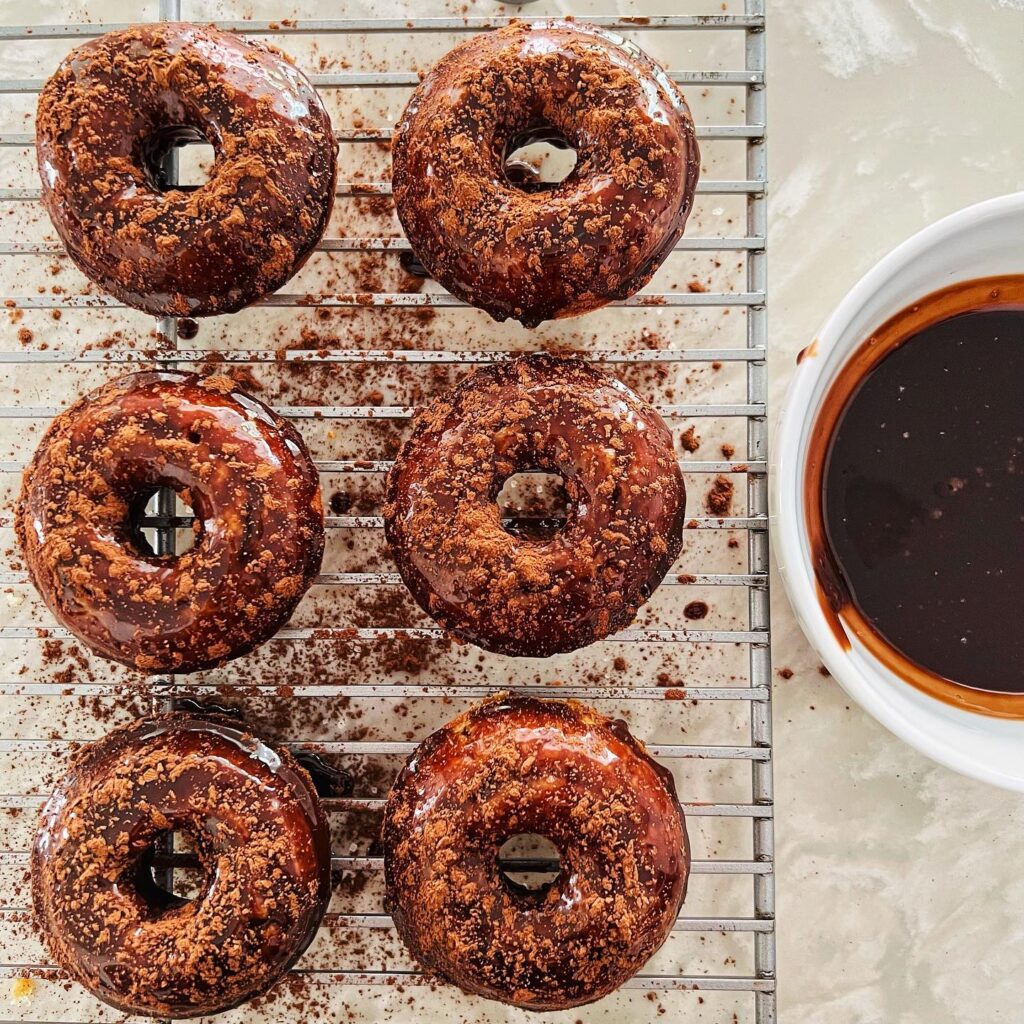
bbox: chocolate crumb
[679,425,701,453]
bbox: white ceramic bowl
[773,191,1024,790]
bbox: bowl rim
[772,190,1024,789]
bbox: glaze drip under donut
[32,713,331,1017]
[16,371,324,673]
[392,20,700,326]
[35,24,337,316]
[382,695,689,1010]
[383,354,686,657]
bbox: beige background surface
[0,1,1022,1022]
[770,2,1024,1021]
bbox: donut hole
[133,830,203,913]
[503,125,578,192]
[140,125,215,192]
[128,487,200,558]
[399,250,430,279]
[497,471,569,541]
[498,833,563,896]
[292,750,355,798]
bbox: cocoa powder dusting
[679,425,701,453]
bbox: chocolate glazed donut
[32,713,332,1017]
[392,20,700,327]
[383,354,686,657]
[382,695,689,1010]
[35,24,337,316]
[16,371,324,672]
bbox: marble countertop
[0,2,1022,1022]
[770,2,1024,1020]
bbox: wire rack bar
[0,122,764,149]
[0,517,763,534]
[146,0,182,918]
[0,683,767,700]
[337,179,764,195]
[0,236,760,257]
[0,570,765,587]
[0,16,765,39]
[0,347,764,364]
[323,459,757,473]
[0,738,771,759]
[0,795,773,818]
[0,127,767,155]
[0,852,772,873]
[0,907,773,934]
[313,459,763,473]
[0,626,770,645]
[295,972,775,991]
[0,459,764,474]
[743,4,776,1022]
[0,514,764,531]
[0,236,767,256]
[0,970,776,1000]
[0,516,765,532]
[1,72,760,93]
[0,404,766,420]
[0,130,764,146]
[0,289,765,310]
[315,230,766,248]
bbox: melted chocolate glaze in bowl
[807,275,1024,715]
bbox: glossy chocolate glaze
[35,24,337,317]
[383,354,687,657]
[807,276,1024,717]
[382,695,689,1010]
[392,20,700,327]
[16,370,324,673]
[32,713,332,1018]
[824,307,1024,693]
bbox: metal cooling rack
[0,2,774,1022]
